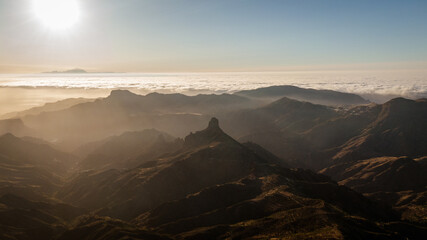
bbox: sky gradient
[1,0,427,73]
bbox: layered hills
[56,118,424,239]
[0,86,425,239]
[235,85,369,106]
[320,156,427,223]
[5,86,369,150]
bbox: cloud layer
[0,71,426,103]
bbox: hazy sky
[1,0,427,73]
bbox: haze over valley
[0,85,426,239]
[0,0,426,239]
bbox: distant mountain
[44,68,87,74]
[56,118,424,239]
[1,98,94,120]
[20,90,253,149]
[0,133,76,174]
[222,96,338,136]
[15,86,368,150]
[235,85,369,106]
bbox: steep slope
[0,133,76,175]
[76,129,182,171]
[105,90,253,114]
[0,194,84,240]
[235,85,369,106]
[333,98,427,162]
[57,118,269,214]
[221,97,339,168]
[0,118,35,137]
[57,118,424,239]
[0,134,76,198]
[320,156,427,223]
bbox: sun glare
[33,0,80,30]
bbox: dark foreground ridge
[0,118,420,239]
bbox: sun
[33,0,80,30]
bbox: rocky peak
[184,118,236,148]
[208,117,220,130]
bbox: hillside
[320,156,427,223]
[76,129,182,171]
[56,118,424,239]
[333,98,427,162]
[0,133,77,199]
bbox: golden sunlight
[33,0,79,30]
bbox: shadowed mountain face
[219,97,427,170]
[332,98,427,162]
[224,96,339,135]
[0,194,84,240]
[219,97,340,167]
[320,156,427,223]
[55,118,426,239]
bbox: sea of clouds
[0,71,426,103]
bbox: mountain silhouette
[235,85,369,106]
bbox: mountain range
[0,85,425,239]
